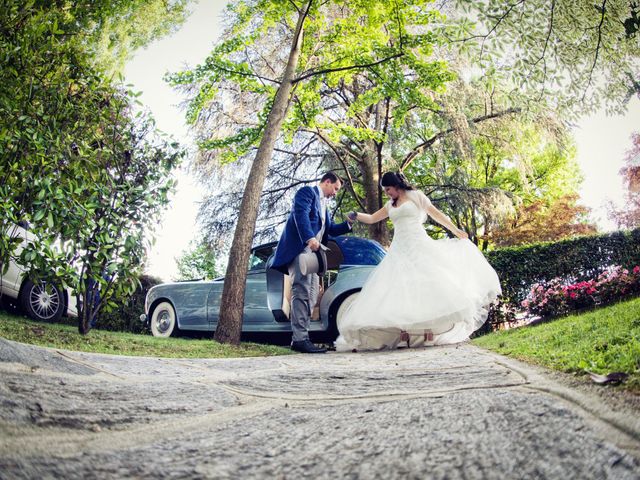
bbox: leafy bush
[97,275,163,333]
[486,228,640,302]
[482,228,640,331]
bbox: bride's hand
[455,229,468,240]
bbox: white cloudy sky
[124,0,640,281]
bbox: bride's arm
[350,207,389,225]
[425,204,468,239]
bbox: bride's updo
[380,172,414,206]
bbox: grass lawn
[0,309,292,358]
[473,297,640,392]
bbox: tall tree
[402,108,589,250]
[170,0,457,343]
[212,0,311,344]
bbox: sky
[124,0,640,281]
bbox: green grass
[0,309,292,358]
[473,297,640,392]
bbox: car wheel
[20,279,65,323]
[316,291,360,343]
[336,292,360,330]
[150,301,178,337]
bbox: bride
[335,172,501,352]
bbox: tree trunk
[360,149,390,247]
[214,3,311,345]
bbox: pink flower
[633,266,640,275]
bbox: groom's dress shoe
[291,339,327,354]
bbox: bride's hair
[380,172,414,206]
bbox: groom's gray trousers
[288,251,320,343]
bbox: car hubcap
[30,283,60,320]
[155,310,172,334]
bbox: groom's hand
[307,238,321,251]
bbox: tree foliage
[448,0,640,115]
[609,132,640,229]
[169,0,463,343]
[175,240,221,281]
[0,0,187,334]
[402,106,593,249]
[491,194,597,247]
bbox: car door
[243,245,273,325]
[205,244,274,329]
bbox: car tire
[336,291,360,329]
[150,301,178,338]
[20,279,65,323]
[317,291,360,343]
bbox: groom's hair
[320,171,342,184]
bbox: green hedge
[486,228,640,303]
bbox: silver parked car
[140,236,385,340]
[0,222,78,322]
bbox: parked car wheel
[20,279,65,323]
[336,292,359,327]
[321,290,361,343]
[150,301,178,337]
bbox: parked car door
[243,244,274,324]
[0,224,29,297]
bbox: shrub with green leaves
[481,228,640,331]
[0,2,187,335]
[98,275,163,333]
[486,228,640,303]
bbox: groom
[271,172,353,353]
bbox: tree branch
[582,0,607,101]
[532,0,555,101]
[292,52,404,84]
[215,64,280,85]
[262,178,313,195]
[312,128,366,210]
[400,107,521,171]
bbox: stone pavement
[0,337,639,479]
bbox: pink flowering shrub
[522,265,640,318]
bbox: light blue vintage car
[140,236,385,341]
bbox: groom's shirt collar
[316,185,325,200]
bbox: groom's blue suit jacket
[271,186,351,273]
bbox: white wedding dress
[335,191,501,352]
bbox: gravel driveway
[0,338,639,479]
